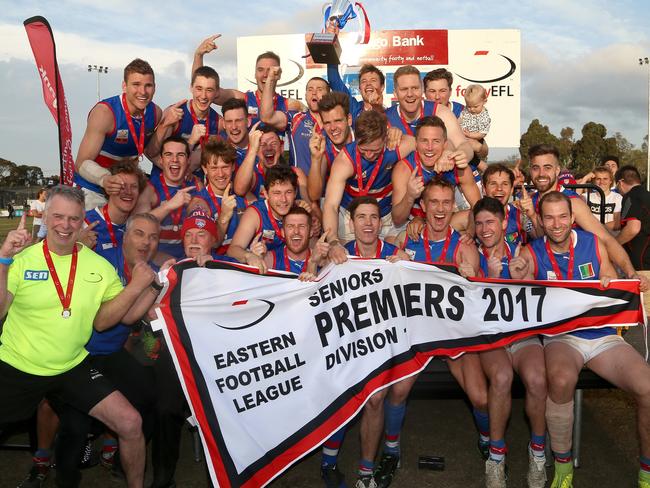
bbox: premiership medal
[43,240,78,320]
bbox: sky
[1,0,649,176]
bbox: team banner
[23,16,74,186]
[155,259,642,488]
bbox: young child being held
[459,84,490,155]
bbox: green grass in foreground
[0,216,34,242]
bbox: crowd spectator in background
[579,166,622,232]
[615,165,650,271]
[30,189,47,240]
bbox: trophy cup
[306,1,370,65]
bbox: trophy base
[307,33,342,65]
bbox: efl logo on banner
[155,259,643,488]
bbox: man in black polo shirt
[615,165,650,270]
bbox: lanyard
[283,247,310,272]
[423,226,452,264]
[189,102,210,148]
[102,205,118,248]
[545,236,574,280]
[42,240,78,318]
[355,147,384,196]
[399,102,422,136]
[354,239,382,258]
[121,93,145,159]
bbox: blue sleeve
[327,64,350,95]
[327,64,362,121]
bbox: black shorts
[0,356,116,426]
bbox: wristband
[0,257,13,265]
[151,280,164,291]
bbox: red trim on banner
[160,267,232,488]
[159,263,643,488]
[475,50,489,55]
[243,351,433,487]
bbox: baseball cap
[181,209,218,239]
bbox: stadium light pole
[87,64,108,102]
[640,57,650,190]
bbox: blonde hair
[464,84,487,103]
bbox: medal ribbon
[283,247,310,272]
[123,258,132,284]
[266,201,284,242]
[255,91,278,113]
[481,240,512,261]
[207,184,222,216]
[545,235,574,280]
[354,239,382,258]
[102,205,118,248]
[160,175,184,227]
[355,147,384,196]
[423,226,452,264]
[43,240,77,315]
[399,102,423,136]
[189,101,210,148]
[121,93,145,158]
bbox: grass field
[0,215,34,242]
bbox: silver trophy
[307,1,370,64]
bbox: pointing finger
[224,183,231,196]
[173,99,188,108]
[181,186,196,193]
[318,229,329,243]
[17,212,27,231]
[209,34,222,42]
[86,220,100,230]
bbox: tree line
[0,158,58,188]
[519,119,649,178]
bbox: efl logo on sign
[24,270,49,281]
